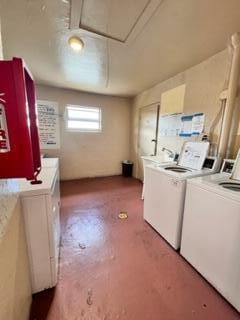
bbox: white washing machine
[141,154,175,199]
[180,158,240,311]
[18,160,61,293]
[144,141,220,250]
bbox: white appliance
[180,158,240,311]
[141,154,175,199]
[18,158,60,293]
[41,157,60,169]
[232,149,240,180]
[144,141,220,250]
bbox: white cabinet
[18,160,60,293]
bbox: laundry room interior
[1,1,240,320]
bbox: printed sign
[37,100,60,149]
[179,115,193,137]
[0,101,10,153]
[178,141,209,170]
[192,113,205,135]
[179,113,205,137]
[159,113,182,137]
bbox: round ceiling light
[68,36,84,52]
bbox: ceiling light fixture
[68,36,84,52]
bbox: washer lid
[148,163,214,181]
[187,173,240,202]
[178,141,210,170]
[219,182,240,192]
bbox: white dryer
[180,158,240,311]
[144,141,220,250]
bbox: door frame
[136,102,161,179]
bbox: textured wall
[36,85,132,180]
[0,199,32,320]
[132,49,240,178]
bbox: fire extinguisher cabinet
[0,57,41,182]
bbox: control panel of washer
[221,159,235,174]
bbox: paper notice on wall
[37,100,60,149]
[179,113,205,137]
[179,115,193,137]
[159,113,182,137]
[192,113,205,135]
[159,115,168,136]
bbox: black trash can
[122,160,133,177]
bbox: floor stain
[81,309,85,316]
[78,243,86,249]
[86,289,93,306]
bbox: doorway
[137,103,160,180]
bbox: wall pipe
[218,32,240,158]
[227,94,240,157]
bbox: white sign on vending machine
[0,93,10,153]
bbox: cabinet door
[138,104,160,180]
[22,195,52,293]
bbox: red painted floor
[30,176,240,320]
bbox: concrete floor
[30,176,240,320]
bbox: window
[66,105,102,132]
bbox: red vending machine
[0,57,41,183]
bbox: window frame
[65,105,102,133]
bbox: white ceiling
[1,0,240,97]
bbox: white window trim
[65,105,102,133]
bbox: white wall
[36,85,132,180]
[132,49,240,178]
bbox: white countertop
[0,157,59,242]
[17,166,58,197]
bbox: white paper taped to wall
[179,113,205,137]
[179,115,193,137]
[37,100,60,149]
[192,113,205,135]
[159,113,182,137]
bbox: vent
[70,0,163,43]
